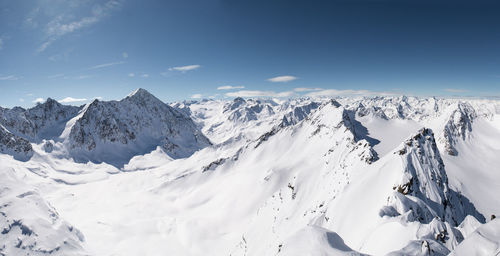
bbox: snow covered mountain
[0,91,499,255]
[0,98,81,142]
[63,88,211,166]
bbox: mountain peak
[127,88,153,98]
[45,97,58,103]
[388,127,484,225]
[123,88,164,106]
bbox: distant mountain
[0,98,81,141]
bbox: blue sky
[1,0,500,107]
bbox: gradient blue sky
[1,0,500,107]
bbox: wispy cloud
[37,40,53,52]
[24,8,40,29]
[0,37,4,50]
[267,75,297,83]
[294,87,322,92]
[225,90,295,98]
[122,52,128,59]
[19,98,25,102]
[33,98,44,103]
[217,85,245,90]
[59,97,87,103]
[0,75,19,81]
[444,88,468,93]
[89,61,125,70]
[128,72,148,78]
[305,89,398,97]
[168,64,201,72]
[37,0,122,52]
[191,94,203,99]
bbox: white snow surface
[0,90,499,255]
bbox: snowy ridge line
[0,89,499,255]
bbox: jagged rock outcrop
[440,102,476,156]
[0,124,33,161]
[0,98,81,141]
[280,101,320,126]
[354,103,388,120]
[383,128,484,225]
[66,88,211,166]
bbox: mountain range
[1,89,499,255]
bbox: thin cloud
[0,37,4,50]
[128,73,135,77]
[305,89,398,97]
[225,90,295,98]
[59,97,87,103]
[294,87,322,92]
[191,94,203,99]
[89,61,125,69]
[33,98,44,103]
[122,52,128,59]
[444,88,468,93]
[142,74,149,78]
[217,85,245,90]
[37,0,122,52]
[0,75,19,81]
[267,75,297,83]
[168,65,201,72]
[19,98,25,102]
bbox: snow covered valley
[1,89,499,255]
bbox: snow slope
[0,157,87,255]
[0,92,499,255]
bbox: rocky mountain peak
[67,89,211,167]
[385,128,484,225]
[441,102,476,156]
[127,88,151,98]
[123,88,164,106]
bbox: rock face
[384,128,484,225]
[441,103,476,156]
[0,98,81,141]
[0,124,33,161]
[280,101,320,126]
[354,103,389,120]
[67,88,211,166]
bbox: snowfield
[1,89,499,255]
